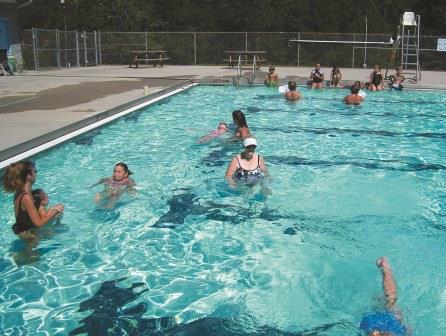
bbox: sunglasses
[245,145,256,151]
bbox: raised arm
[377,257,397,309]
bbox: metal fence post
[32,28,39,71]
[56,29,61,69]
[352,33,355,68]
[83,31,88,66]
[75,31,80,67]
[194,32,197,65]
[245,32,248,52]
[297,32,300,67]
[98,31,102,64]
[94,30,98,65]
[145,31,148,51]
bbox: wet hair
[32,189,45,208]
[288,81,297,91]
[232,110,248,128]
[218,122,228,129]
[351,87,360,94]
[115,162,132,176]
[2,160,35,193]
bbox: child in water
[32,189,51,216]
[92,162,135,207]
[198,122,229,143]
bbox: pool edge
[0,80,196,169]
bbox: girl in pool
[92,162,135,207]
[232,110,251,140]
[2,161,64,240]
[198,122,229,143]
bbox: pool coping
[0,80,196,169]
[1,77,445,169]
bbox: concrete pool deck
[1,65,446,163]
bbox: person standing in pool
[344,86,364,105]
[284,81,302,101]
[310,63,324,89]
[2,161,64,240]
[369,64,384,91]
[92,162,135,207]
[360,257,409,336]
[264,65,279,87]
[225,137,269,187]
[232,110,251,140]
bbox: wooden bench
[129,51,170,68]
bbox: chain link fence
[21,29,446,71]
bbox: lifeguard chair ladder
[400,12,421,82]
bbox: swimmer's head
[268,65,275,73]
[288,81,297,91]
[113,162,132,181]
[243,138,257,157]
[232,110,248,128]
[32,188,48,208]
[351,87,360,94]
[218,122,229,131]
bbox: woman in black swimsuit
[369,64,384,91]
[2,161,64,240]
[225,138,269,187]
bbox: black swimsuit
[234,155,262,179]
[12,192,35,234]
[372,71,382,86]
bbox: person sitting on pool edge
[330,65,342,87]
[310,63,324,89]
[225,137,269,187]
[360,257,409,336]
[389,67,405,91]
[344,85,364,105]
[284,81,302,101]
[264,65,279,87]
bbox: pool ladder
[233,55,257,87]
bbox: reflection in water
[8,221,64,266]
[153,188,281,229]
[70,277,351,335]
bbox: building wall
[0,3,20,47]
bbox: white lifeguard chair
[400,12,421,82]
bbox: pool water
[1,85,446,335]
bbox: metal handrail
[251,55,257,85]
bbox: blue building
[0,0,33,63]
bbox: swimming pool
[1,85,446,335]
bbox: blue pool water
[1,85,446,335]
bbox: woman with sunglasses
[2,161,64,240]
[225,137,269,187]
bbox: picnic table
[224,50,266,69]
[129,50,170,68]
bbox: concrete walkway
[1,65,445,163]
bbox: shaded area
[0,78,183,113]
[69,277,353,336]
[153,188,284,229]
